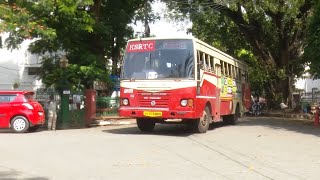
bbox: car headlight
[180,99,188,107]
[122,99,129,106]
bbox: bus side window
[231,65,235,78]
[241,71,248,82]
[210,56,214,73]
[205,54,210,71]
[239,69,242,81]
[228,63,232,77]
[245,72,249,82]
[202,52,206,70]
[235,67,239,80]
[197,51,202,66]
[215,63,221,77]
[221,62,224,75]
[197,51,201,80]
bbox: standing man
[48,95,57,130]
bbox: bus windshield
[121,39,194,80]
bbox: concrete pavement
[92,110,317,127]
[91,116,136,126]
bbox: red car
[0,91,45,133]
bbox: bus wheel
[136,118,155,132]
[194,106,210,133]
[223,105,239,125]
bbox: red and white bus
[119,37,251,133]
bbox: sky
[132,1,193,38]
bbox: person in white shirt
[48,95,57,130]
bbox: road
[1,117,320,180]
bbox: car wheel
[11,116,29,133]
[136,118,155,132]
[28,125,41,132]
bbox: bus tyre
[194,107,210,133]
[136,118,155,132]
[223,105,239,125]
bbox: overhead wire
[0,65,19,71]
[168,0,228,12]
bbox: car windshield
[121,39,194,80]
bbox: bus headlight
[180,99,188,107]
[122,99,129,106]
[181,99,194,107]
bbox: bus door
[214,63,221,121]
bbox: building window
[28,67,41,75]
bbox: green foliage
[96,96,112,108]
[236,49,265,95]
[0,0,146,91]
[304,0,320,77]
[0,0,56,49]
[133,0,160,37]
[39,56,112,91]
[164,0,315,104]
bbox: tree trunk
[111,37,120,75]
[282,75,293,108]
[144,0,150,37]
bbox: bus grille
[137,90,171,107]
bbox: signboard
[126,40,156,52]
[94,81,108,90]
[163,41,187,49]
[63,90,70,95]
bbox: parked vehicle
[251,100,262,116]
[0,91,45,133]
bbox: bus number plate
[143,111,162,117]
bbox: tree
[0,0,57,49]
[304,0,320,78]
[132,0,160,37]
[0,0,146,92]
[164,0,314,107]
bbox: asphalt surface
[1,116,320,180]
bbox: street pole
[59,56,70,129]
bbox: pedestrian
[48,95,57,130]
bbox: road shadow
[239,116,320,137]
[0,128,46,134]
[103,122,226,137]
[0,169,48,180]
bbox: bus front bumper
[119,106,198,119]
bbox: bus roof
[127,36,194,42]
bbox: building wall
[0,33,43,91]
[295,75,320,93]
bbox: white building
[0,33,43,91]
[295,77,320,93]
[295,65,320,93]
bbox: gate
[36,88,85,129]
